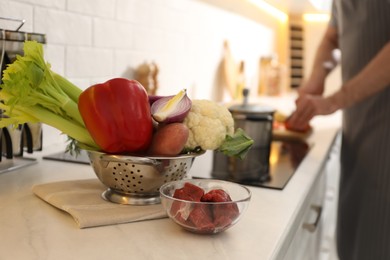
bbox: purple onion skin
[160,105,191,123]
[151,95,192,123]
[148,95,174,106]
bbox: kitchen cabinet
[281,170,325,260]
[280,131,341,260]
[319,132,341,259]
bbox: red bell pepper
[78,78,153,153]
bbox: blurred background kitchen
[0,2,345,259]
[0,0,341,150]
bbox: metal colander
[87,150,204,205]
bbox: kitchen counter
[0,111,341,260]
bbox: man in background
[287,0,390,259]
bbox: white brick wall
[0,0,280,147]
[34,7,93,45]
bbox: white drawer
[282,171,326,260]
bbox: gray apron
[331,0,390,259]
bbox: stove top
[194,139,311,190]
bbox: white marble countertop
[0,104,341,260]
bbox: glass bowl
[160,179,251,234]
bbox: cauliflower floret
[183,99,234,150]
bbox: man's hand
[288,94,339,128]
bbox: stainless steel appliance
[207,90,310,190]
[0,17,46,173]
[212,102,275,182]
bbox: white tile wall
[0,1,33,31]
[66,46,114,77]
[67,0,116,18]
[34,7,93,45]
[0,0,280,147]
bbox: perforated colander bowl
[86,150,204,205]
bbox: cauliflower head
[183,99,234,150]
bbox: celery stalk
[0,103,96,147]
[52,72,82,103]
[2,42,84,126]
[0,41,99,150]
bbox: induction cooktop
[193,139,311,190]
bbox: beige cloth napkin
[32,179,167,228]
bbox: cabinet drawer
[282,172,326,260]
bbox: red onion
[151,89,192,123]
[148,95,171,106]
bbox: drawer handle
[302,205,322,233]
